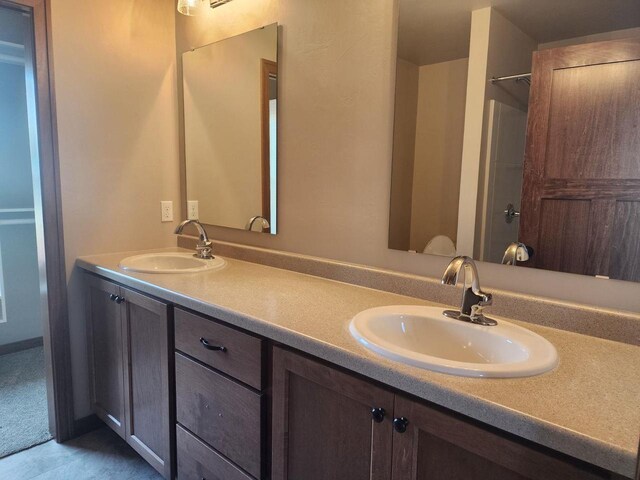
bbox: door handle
[504,204,521,224]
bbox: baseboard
[0,336,44,356]
[73,414,104,438]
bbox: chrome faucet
[501,242,530,265]
[174,219,214,259]
[441,256,497,326]
[247,215,270,232]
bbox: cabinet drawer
[175,308,264,389]
[176,353,264,478]
[177,425,253,480]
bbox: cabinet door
[272,347,394,480]
[121,287,173,479]
[391,395,614,480]
[86,275,125,438]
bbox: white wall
[175,0,640,314]
[389,58,418,251]
[409,58,467,252]
[51,0,180,418]
[457,8,537,258]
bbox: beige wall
[175,0,640,315]
[539,27,640,50]
[409,58,467,252]
[183,24,276,229]
[47,0,640,418]
[51,0,180,418]
[389,58,418,251]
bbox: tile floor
[0,427,162,480]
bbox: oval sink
[349,306,557,378]
[119,253,226,274]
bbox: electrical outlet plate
[161,201,173,222]
[187,200,199,220]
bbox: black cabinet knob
[114,296,125,304]
[371,407,386,423]
[199,337,227,352]
[109,294,117,301]
[393,417,409,433]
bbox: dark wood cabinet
[391,395,614,480]
[86,276,126,438]
[272,347,395,480]
[174,308,266,479]
[121,287,172,479]
[272,347,621,480]
[86,275,172,479]
[85,275,628,480]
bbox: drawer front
[177,425,253,480]
[176,353,263,478]
[175,308,264,389]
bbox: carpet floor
[0,346,53,458]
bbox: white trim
[0,240,6,323]
[0,208,35,213]
[0,40,24,66]
[0,219,35,226]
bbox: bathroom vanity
[78,249,640,480]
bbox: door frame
[0,0,74,441]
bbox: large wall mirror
[183,23,278,234]
[389,1,640,282]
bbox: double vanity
[77,246,640,480]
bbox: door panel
[544,61,640,179]
[271,347,394,480]
[121,287,172,479]
[86,276,125,438]
[536,199,591,274]
[520,37,640,281]
[610,201,640,281]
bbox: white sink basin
[119,253,226,274]
[349,306,557,378]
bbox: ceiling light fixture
[177,0,233,16]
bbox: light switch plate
[187,200,199,220]
[161,201,173,222]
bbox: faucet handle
[478,292,492,307]
[469,304,497,326]
[195,240,214,259]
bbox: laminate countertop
[77,248,640,478]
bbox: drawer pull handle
[200,337,227,352]
[114,296,125,304]
[109,294,117,301]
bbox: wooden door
[86,275,126,438]
[519,37,640,280]
[271,347,394,480]
[391,395,615,480]
[121,287,173,479]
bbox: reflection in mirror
[183,23,278,234]
[389,1,640,281]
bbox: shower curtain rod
[489,73,531,85]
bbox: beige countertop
[77,248,640,478]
